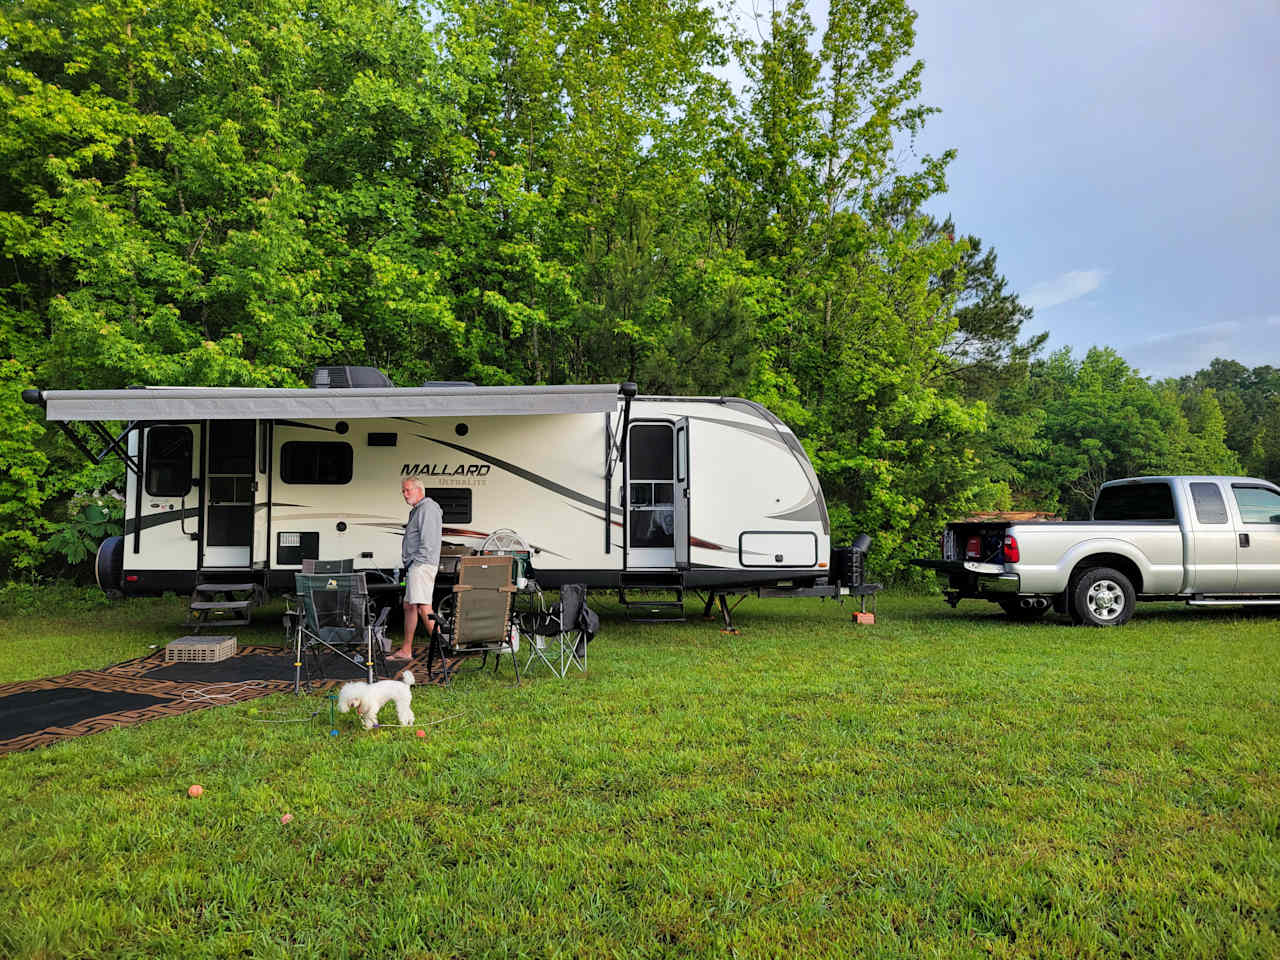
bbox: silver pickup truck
[915,475,1280,626]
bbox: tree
[0,0,1054,583]
[919,216,1047,400]
[0,0,468,575]
[994,349,1240,517]
[1180,388,1242,477]
[716,0,995,576]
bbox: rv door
[252,420,271,568]
[135,423,200,568]
[626,421,676,570]
[674,417,690,569]
[203,419,257,568]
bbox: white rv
[24,370,863,619]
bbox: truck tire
[999,598,1049,621]
[1069,567,1135,627]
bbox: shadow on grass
[898,597,1280,629]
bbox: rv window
[281,441,353,484]
[630,509,674,547]
[145,426,193,497]
[630,424,674,480]
[423,487,472,523]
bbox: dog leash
[371,712,463,730]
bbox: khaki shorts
[405,563,438,606]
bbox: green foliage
[4,0,992,580]
[0,578,112,619]
[715,0,997,577]
[919,216,1048,401]
[988,349,1244,517]
[46,497,123,566]
[0,361,51,570]
[0,0,467,391]
[5,0,1271,581]
[1173,359,1280,481]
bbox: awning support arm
[52,421,101,466]
[86,420,141,474]
[49,420,140,476]
[23,388,140,475]
[604,382,637,554]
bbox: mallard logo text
[401,463,491,477]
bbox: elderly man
[389,476,442,662]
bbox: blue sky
[903,0,1279,379]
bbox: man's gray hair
[401,475,424,492]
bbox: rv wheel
[95,536,124,596]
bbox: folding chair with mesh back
[519,588,564,678]
[555,583,591,675]
[519,583,592,678]
[292,571,385,692]
[284,560,358,654]
[428,555,520,685]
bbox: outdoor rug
[0,644,436,755]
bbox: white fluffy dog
[336,671,416,729]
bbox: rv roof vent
[422,380,477,388]
[311,366,394,389]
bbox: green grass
[1,588,1277,958]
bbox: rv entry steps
[619,574,686,623]
[187,574,263,632]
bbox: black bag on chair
[560,583,598,658]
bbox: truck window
[1093,482,1176,521]
[1190,482,1228,524]
[1231,485,1280,524]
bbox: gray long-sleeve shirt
[402,497,442,568]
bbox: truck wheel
[1070,567,1135,627]
[999,599,1049,621]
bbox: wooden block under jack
[851,611,876,625]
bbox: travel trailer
[23,370,868,621]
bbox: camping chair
[292,571,386,693]
[428,555,520,685]
[286,558,360,647]
[522,583,593,678]
[517,586,563,678]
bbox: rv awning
[37,383,622,422]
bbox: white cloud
[1122,316,1280,379]
[1024,269,1106,312]
[1139,319,1244,346]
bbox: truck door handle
[1240,533,1250,548]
